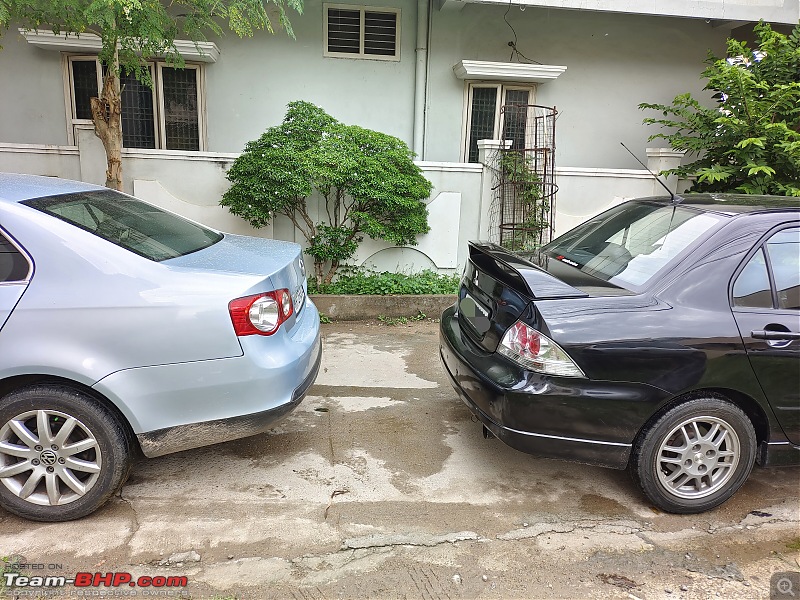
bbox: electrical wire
[504,0,541,64]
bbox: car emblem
[39,450,58,466]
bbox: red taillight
[504,321,541,357]
[228,289,294,336]
[498,320,586,378]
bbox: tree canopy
[640,21,800,196]
[3,0,303,188]
[222,101,433,283]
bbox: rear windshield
[24,190,222,262]
[541,202,724,290]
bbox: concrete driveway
[1,321,799,599]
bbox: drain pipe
[413,0,430,159]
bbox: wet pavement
[1,320,798,599]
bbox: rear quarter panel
[0,203,251,385]
[537,214,787,430]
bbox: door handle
[751,330,800,340]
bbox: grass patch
[786,538,800,552]
[378,311,428,326]
[309,268,459,295]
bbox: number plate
[460,292,491,334]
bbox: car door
[731,225,800,445]
[0,228,31,333]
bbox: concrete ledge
[310,294,457,321]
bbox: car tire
[630,397,756,514]
[0,385,132,521]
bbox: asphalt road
[1,321,799,600]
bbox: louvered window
[325,5,400,61]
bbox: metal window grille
[501,89,530,152]
[120,70,156,149]
[467,87,498,163]
[364,11,397,56]
[162,67,200,151]
[327,8,361,54]
[71,60,99,120]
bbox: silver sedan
[0,173,321,521]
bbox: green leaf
[746,164,776,176]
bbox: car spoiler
[468,241,589,300]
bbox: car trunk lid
[164,234,307,316]
[460,242,589,352]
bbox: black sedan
[440,194,799,513]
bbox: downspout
[413,0,430,159]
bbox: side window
[0,232,30,283]
[464,85,535,163]
[733,247,772,308]
[765,227,800,310]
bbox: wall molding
[20,29,220,63]
[556,166,652,179]
[0,142,79,156]
[0,145,657,180]
[416,161,483,173]
[453,60,567,83]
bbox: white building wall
[204,0,419,152]
[0,6,780,274]
[458,0,799,24]
[0,29,71,146]
[424,6,732,167]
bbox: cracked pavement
[1,321,798,599]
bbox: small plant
[499,151,550,252]
[640,21,800,196]
[319,312,332,324]
[309,267,460,295]
[222,102,433,284]
[1,556,22,593]
[378,311,427,326]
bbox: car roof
[0,172,105,203]
[636,193,800,215]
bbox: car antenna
[620,142,684,204]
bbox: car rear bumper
[94,299,322,457]
[135,338,322,457]
[440,306,671,470]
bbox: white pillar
[646,148,685,196]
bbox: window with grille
[67,57,203,151]
[324,4,400,60]
[464,84,534,163]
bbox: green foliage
[223,102,433,283]
[0,556,21,592]
[6,0,302,80]
[640,21,800,196]
[308,267,459,295]
[499,151,549,252]
[318,312,332,324]
[378,311,427,326]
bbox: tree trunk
[90,49,124,191]
[322,261,339,286]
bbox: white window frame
[323,3,401,62]
[461,82,536,162]
[62,55,206,151]
[156,62,206,151]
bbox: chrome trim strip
[501,425,632,448]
